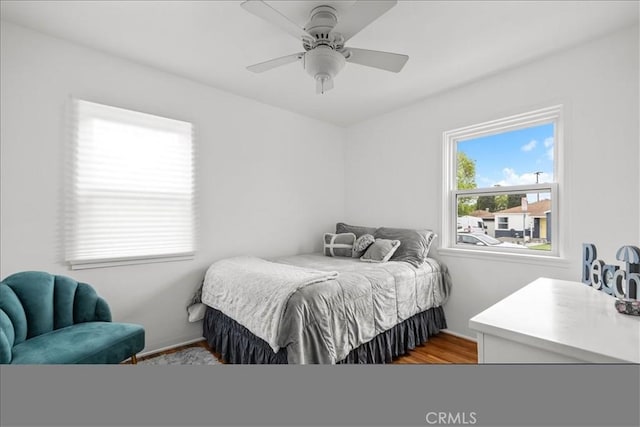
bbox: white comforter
[201,253,451,364]
[201,256,338,353]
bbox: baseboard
[441,329,477,343]
[139,337,205,357]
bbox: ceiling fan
[241,0,408,94]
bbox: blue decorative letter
[601,265,619,296]
[613,270,627,298]
[590,260,605,290]
[583,243,597,285]
[627,273,639,300]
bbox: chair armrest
[0,329,12,364]
[95,297,112,322]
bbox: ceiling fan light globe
[304,46,346,81]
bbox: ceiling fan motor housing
[305,6,338,43]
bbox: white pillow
[352,233,375,258]
[187,303,207,322]
[360,238,401,263]
[323,232,357,257]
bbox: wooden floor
[393,333,477,364]
[135,332,477,364]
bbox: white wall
[0,22,345,352]
[344,25,639,339]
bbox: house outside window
[442,105,562,258]
[66,99,196,269]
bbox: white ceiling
[1,1,638,126]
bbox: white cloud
[546,147,554,161]
[544,137,554,160]
[521,140,537,152]
[495,168,553,186]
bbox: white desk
[469,277,640,363]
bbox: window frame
[65,99,196,270]
[441,105,563,259]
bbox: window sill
[69,254,194,270]
[437,247,571,268]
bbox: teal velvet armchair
[0,271,145,364]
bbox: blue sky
[458,123,554,189]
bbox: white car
[457,232,524,248]
[457,216,486,234]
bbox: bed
[199,242,451,364]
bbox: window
[66,100,195,269]
[497,217,508,230]
[442,106,562,257]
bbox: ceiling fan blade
[247,52,304,73]
[343,47,408,73]
[241,0,313,42]
[332,0,397,43]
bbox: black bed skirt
[203,306,447,364]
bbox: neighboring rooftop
[469,209,496,219]
[468,199,551,219]
[494,199,552,217]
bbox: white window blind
[66,99,195,269]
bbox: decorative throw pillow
[323,232,357,257]
[352,233,375,258]
[374,227,436,267]
[336,222,378,239]
[360,238,401,263]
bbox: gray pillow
[323,232,357,257]
[352,233,375,258]
[374,227,436,267]
[360,238,401,263]
[336,222,377,239]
